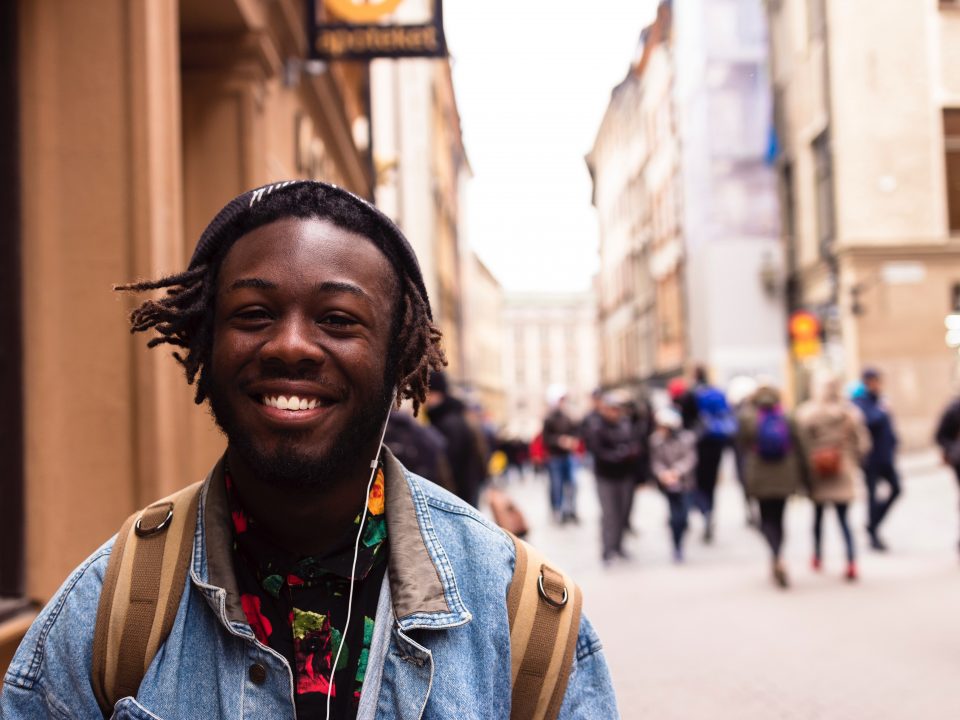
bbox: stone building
[766,0,960,444]
[500,293,599,441]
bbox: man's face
[865,375,882,395]
[207,216,397,489]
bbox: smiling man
[0,181,618,720]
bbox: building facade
[501,293,599,441]
[674,0,786,388]
[462,253,506,425]
[766,0,960,444]
[587,3,683,395]
[370,51,470,383]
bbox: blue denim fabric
[2,460,619,719]
[546,456,577,517]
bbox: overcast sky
[443,1,659,293]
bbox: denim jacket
[2,450,619,719]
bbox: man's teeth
[262,395,320,411]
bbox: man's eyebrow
[314,280,369,299]
[226,277,277,292]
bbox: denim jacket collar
[190,448,472,634]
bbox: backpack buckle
[537,569,569,608]
[134,503,174,537]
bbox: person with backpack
[0,182,617,719]
[689,365,737,543]
[650,407,698,563]
[737,384,805,588]
[796,373,871,581]
[934,393,960,554]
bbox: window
[812,131,836,256]
[944,109,960,233]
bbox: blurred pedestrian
[852,367,901,551]
[542,385,581,524]
[426,371,487,508]
[384,406,455,493]
[585,392,640,564]
[796,374,870,581]
[650,407,698,563]
[668,376,698,431]
[737,384,805,588]
[729,375,760,527]
[689,365,737,543]
[934,393,960,554]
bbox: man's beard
[207,373,395,491]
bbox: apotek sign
[309,0,447,60]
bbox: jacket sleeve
[556,614,620,719]
[935,402,960,449]
[1,545,112,719]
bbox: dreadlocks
[116,181,446,416]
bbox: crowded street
[492,450,960,719]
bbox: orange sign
[789,311,821,358]
[789,311,820,341]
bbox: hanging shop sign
[308,0,447,60]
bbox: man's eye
[234,309,271,321]
[321,314,357,328]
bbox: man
[424,371,487,508]
[542,386,581,524]
[584,392,639,564]
[934,393,960,554]
[1,182,617,718]
[852,367,900,551]
[687,366,737,543]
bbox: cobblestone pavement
[490,451,960,719]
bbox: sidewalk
[492,452,960,719]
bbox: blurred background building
[674,0,785,388]
[462,252,506,425]
[589,0,785,396]
[766,0,960,445]
[501,293,599,440]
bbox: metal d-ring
[537,572,569,608]
[134,505,174,537]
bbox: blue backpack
[755,408,791,461]
[695,387,737,440]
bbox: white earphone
[325,387,397,719]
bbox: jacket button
[249,663,267,685]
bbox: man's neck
[225,446,380,557]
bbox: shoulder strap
[507,533,583,720]
[91,482,203,715]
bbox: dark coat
[426,396,487,507]
[853,392,898,466]
[934,397,960,467]
[542,408,579,457]
[585,416,637,481]
[384,411,454,493]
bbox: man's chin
[231,442,345,491]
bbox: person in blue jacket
[852,367,901,551]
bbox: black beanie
[187,180,433,320]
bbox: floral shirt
[225,465,389,719]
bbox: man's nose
[260,314,325,367]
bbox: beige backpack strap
[91,482,202,715]
[507,533,583,720]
